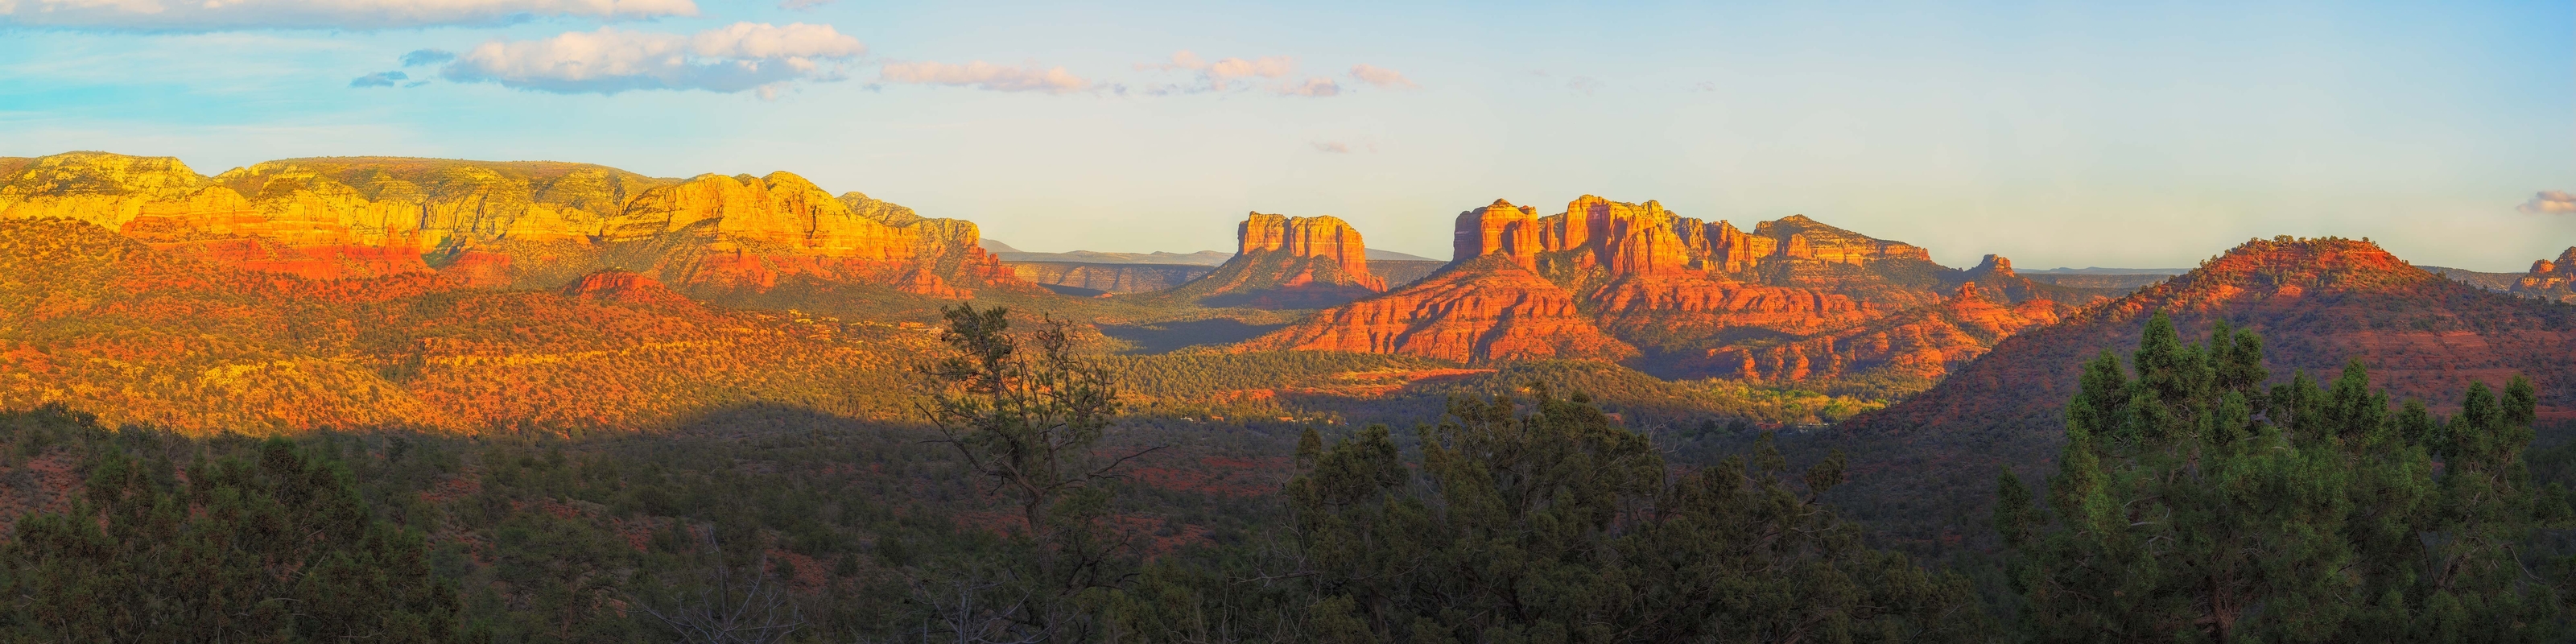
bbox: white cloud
[2519,191,2576,215]
[777,0,829,9]
[877,60,1089,93]
[1348,64,1416,89]
[0,0,695,31]
[349,71,407,87]
[438,23,864,96]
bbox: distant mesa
[1257,196,2083,374]
[0,151,1028,300]
[1008,262,1214,294]
[1154,213,1387,309]
[2022,266,2190,275]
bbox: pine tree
[1995,312,2571,642]
[1283,386,1988,642]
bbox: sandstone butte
[1248,196,2083,376]
[1153,213,1389,308]
[0,152,1024,298]
[2514,246,2576,303]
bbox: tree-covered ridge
[1996,312,2574,642]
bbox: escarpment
[0,152,1025,298]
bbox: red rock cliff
[1162,213,1385,308]
[0,152,1022,297]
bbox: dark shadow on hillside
[1193,285,1376,310]
[1099,319,1289,354]
[1037,283,1108,297]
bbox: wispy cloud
[400,49,456,67]
[778,0,832,9]
[2520,191,2576,215]
[1567,76,1603,94]
[1348,64,1416,89]
[877,60,1090,93]
[1311,140,1374,154]
[349,71,409,88]
[1138,51,1351,97]
[437,23,865,97]
[0,0,696,31]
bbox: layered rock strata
[0,152,1023,298]
[1160,213,1385,308]
[1253,196,2062,374]
[1236,255,1637,362]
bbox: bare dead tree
[634,526,805,644]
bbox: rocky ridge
[1255,196,2079,380]
[0,152,1024,298]
[2513,246,2576,303]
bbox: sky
[2,1,2570,270]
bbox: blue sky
[2,1,2570,270]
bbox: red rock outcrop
[1453,199,1542,269]
[1253,196,2040,376]
[2513,247,2576,303]
[1705,283,2067,381]
[1161,213,1385,308]
[0,152,1024,298]
[558,270,691,307]
[1239,256,1637,362]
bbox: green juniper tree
[1281,386,1987,643]
[0,428,456,642]
[1994,312,2572,643]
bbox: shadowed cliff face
[1154,213,1386,309]
[0,152,1026,299]
[1257,196,2090,378]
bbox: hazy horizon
[5,1,2570,270]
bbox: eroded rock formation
[1237,255,1637,362]
[0,152,1023,298]
[1705,283,2067,381]
[1159,213,1385,308]
[2514,247,2576,303]
[1249,196,2061,374]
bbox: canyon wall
[0,152,1022,297]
